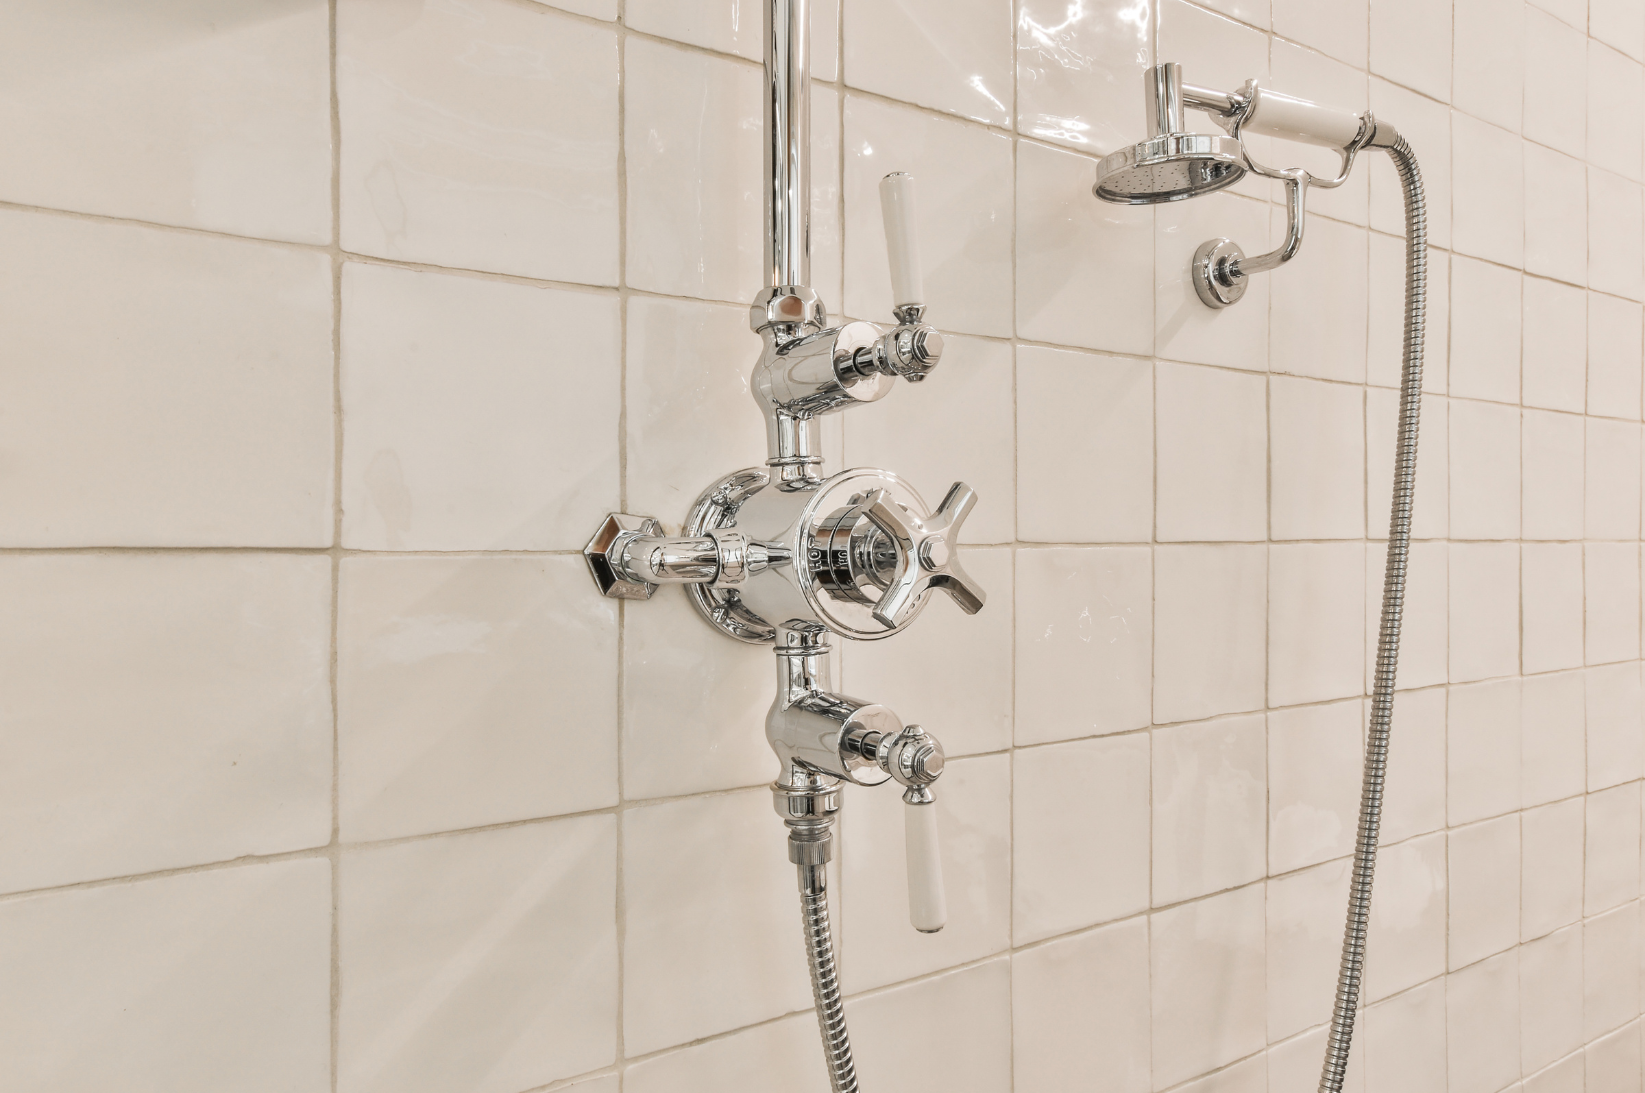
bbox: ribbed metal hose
[1317,131,1426,1093]
[799,861,859,1093]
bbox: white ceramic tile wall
[4,1,1645,1091]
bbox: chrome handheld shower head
[1095,62,1384,308]
[1093,63,1246,204]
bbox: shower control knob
[889,726,947,934]
[863,482,985,629]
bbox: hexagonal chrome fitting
[584,512,662,600]
[750,284,826,334]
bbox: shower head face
[1093,133,1247,204]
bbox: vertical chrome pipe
[1144,61,1185,138]
[765,0,810,290]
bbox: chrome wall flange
[685,468,777,644]
[1193,238,1247,308]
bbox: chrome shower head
[1093,132,1246,204]
[1093,62,1246,204]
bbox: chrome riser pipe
[765,0,809,290]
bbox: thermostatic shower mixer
[583,173,981,936]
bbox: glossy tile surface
[0,0,332,243]
[337,555,618,841]
[340,263,619,551]
[0,554,331,893]
[842,0,1013,126]
[338,0,618,283]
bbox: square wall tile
[1368,390,1448,540]
[1520,925,1585,1073]
[623,790,809,1056]
[1587,543,1642,664]
[1588,42,1644,182]
[849,335,1015,543]
[623,586,776,800]
[1155,362,1267,542]
[1449,542,1521,683]
[1267,858,1352,1042]
[1015,547,1152,744]
[1273,0,1366,68]
[0,860,330,1093]
[1152,714,1266,906]
[1366,542,1449,692]
[1454,0,1524,132]
[847,959,1012,1093]
[1380,687,1449,844]
[1017,140,1154,356]
[1449,678,1523,825]
[1587,782,1642,914]
[1453,116,1524,268]
[1447,950,1520,1093]
[626,1014,829,1093]
[1270,215,1369,383]
[1016,0,1150,156]
[1017,348,1151,543]
[1158,0,1274,207]
[1151,883,1266,1089]
[1270,542,1365,708]
[1524,1053,1584,1093]
[338,0,618,284]
[339,818,616,1093]
[1585,1023,1643,1093]
[844,549,1013,758]
[624,39,760,304]
[1522,543,1585,674]
[1592,0,1645,60]
[1179,1056,1268,1093]
[1587,420,1643,538]
[1450,256,1523,402]
[1522,409,1586,540]
[844,94,1012,335]
[842,755,1010,990]
[1366,979,1448,1093]
[1271,376,1364,540]
[625,296,765,524]
[1155,545,1268,724]
[1365,832,1448,1001]
[1012,919,1151,1093]
[337,555,618,842]
[1522,671,1587,808]
[1589,293,1644,418]
[0,555,330,894]
[1524,799,1585,941]
[1449,814,1522,969]
[1590,169,1645,301]
[842,0,1012,125]
[1157,192,1270,372]
[1014,735,1150,945]
[1587,662,1645,789]
[0,0,331,243]
[1269,700,1363,874]
[1450,399,1522,540]
[1584,903,1642,1038]
[0,209,333,548]
[1523,277,1588,413]
[340,263,619,551]
[1523,7,1590,161]
[1370,0,1452,103]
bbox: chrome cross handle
[863,482,986,629]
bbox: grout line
[326,2,344,1087]
[614,0,631,1086]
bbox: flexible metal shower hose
[799,861,859,1092]
[1317,131,1426,1093]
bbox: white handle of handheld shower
[904,788,946,933]
[879,172,924,312]
[1239,85,1365,150]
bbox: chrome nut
[750,285,827,333]
[583,513,662,600]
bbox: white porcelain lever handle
[904,788,946,933]
[879,172,924,312]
